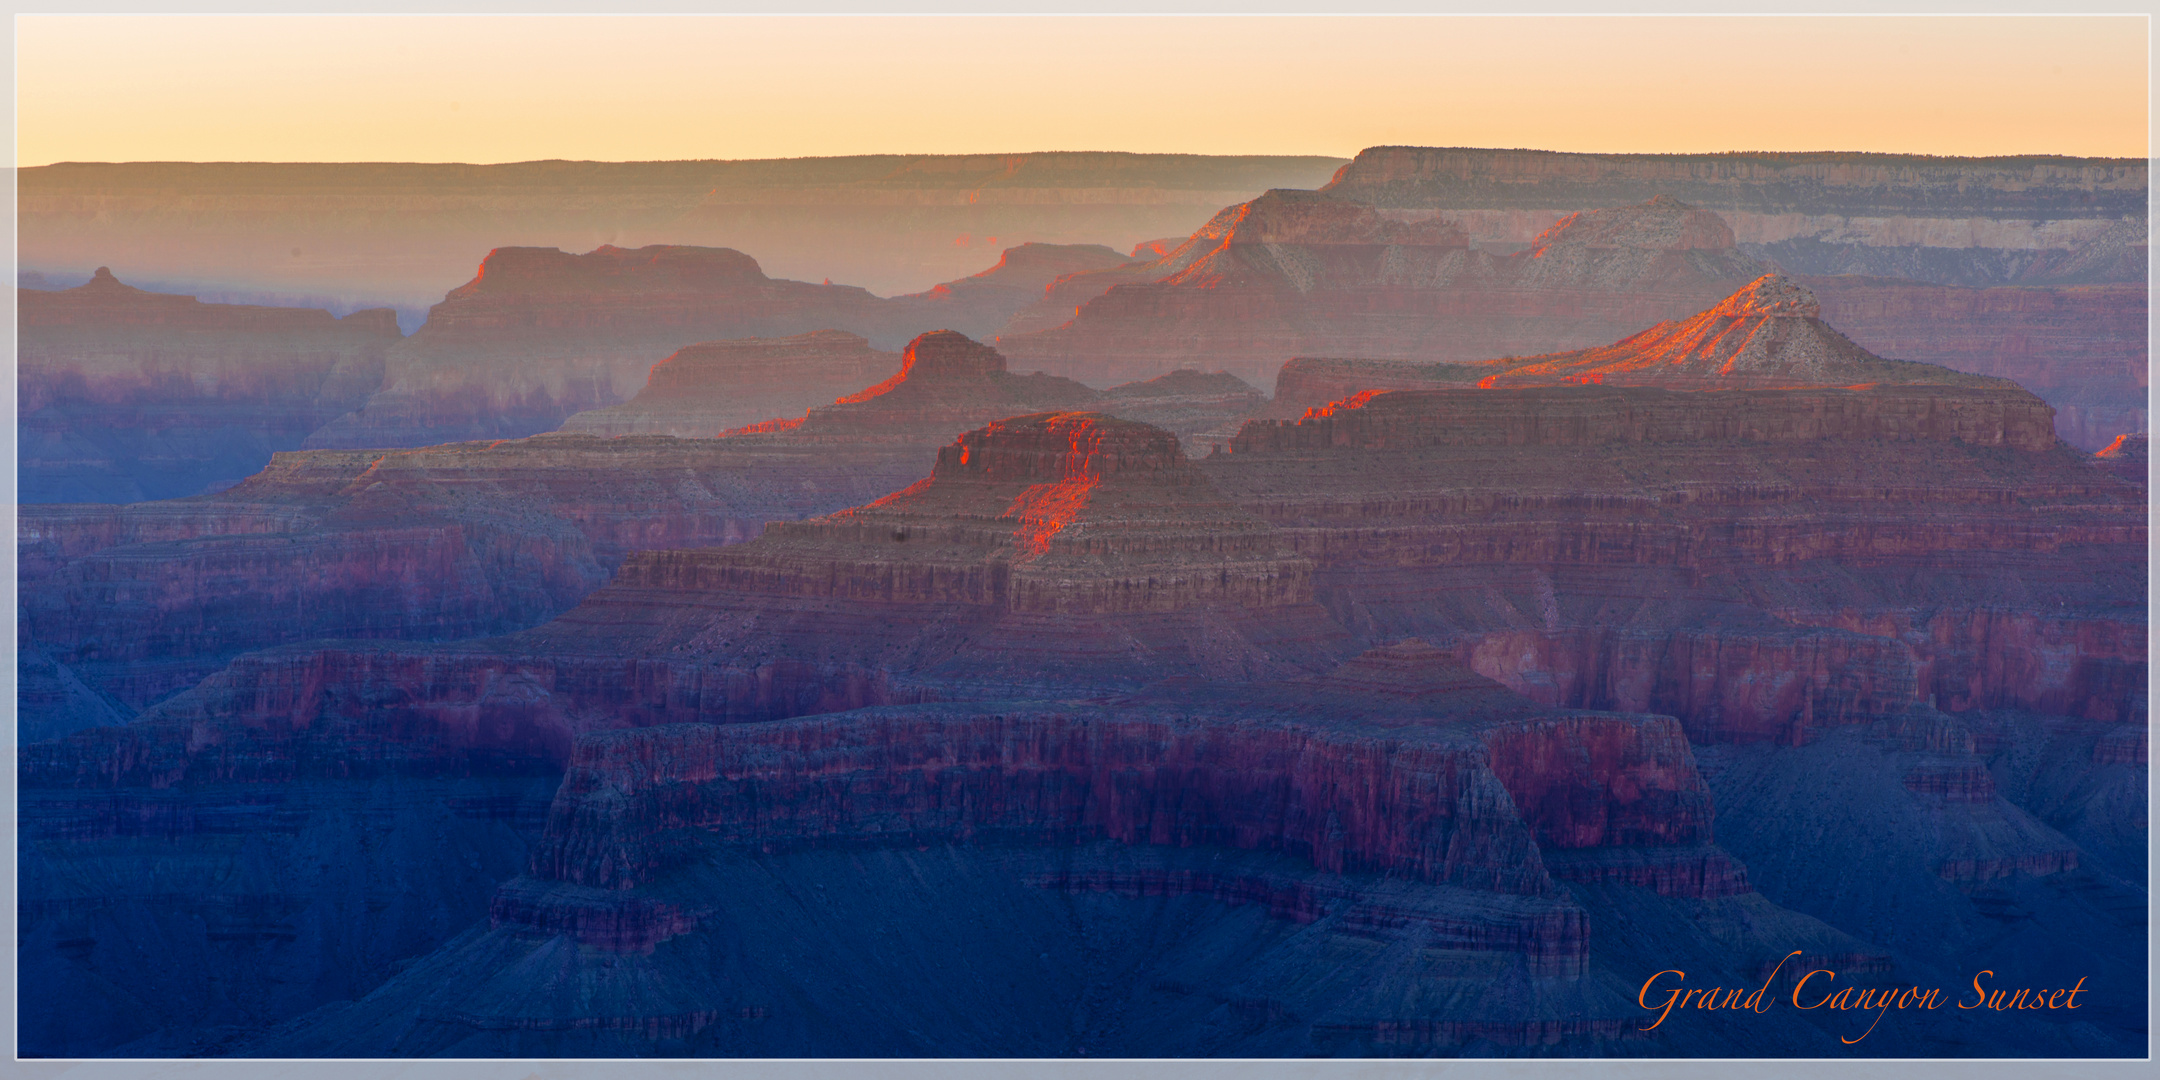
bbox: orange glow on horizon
[15,15,2150,166]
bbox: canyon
[300,243,915,449]
[561,329,1264,447]
[1262,269,2142,450]
[1803,277,2148,450]
[19,154,1348,312]
[554,331,901,438]
[16,331,1261,744]
[998,192,1775,390]
[19,240,1207,502]
[310,240,1177,450]
[19,268,403,504]
[1271,273,2009,406]
[1315,148,2148,449]
[27,147,2145,508]
[989,154,2143,448]
[15,145,2147,1060]
[1315,147,2146,286]
[21,345,2145,1052]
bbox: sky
[15,14,2151,165]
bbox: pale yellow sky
[16,15,2151,165]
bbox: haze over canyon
[15,144,2148,1060]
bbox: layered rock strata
[1303,149,2146,444]
[998,192,1773,388]
[17,433,929,735]
[18,331,1089,721]
[1271,274,2010,411]
[1206,382,2145,743]
[22,379,2146,1055]
[1317,146,2146,287]
[1696,712,2149,1045]
[19,268,402,503]
[30,631,1842,1055]
[16,332,1178,741]
[21,412,1343,778]
[236,841,1892,1056]
[1804,277,2148,450]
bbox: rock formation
[26,410,1871,1051]
[1305,147,2148,444]
[2093,432,2148,486]
[1316,146,2145,288]
[27,392,2143,1054]
[560,327,1254,450]
[18,268,402,503]
[17,320,2146,1055]
[16,433,931,740]
[1099,369,1269,454]
[889,242,1141,340]
[309,242,1209,450]
[18,331,1234,742]
[1271,274,2015,412]
[1804,277,2148,450]
[727,331,1101,443]
[998,192,1773,388]
[555,331,899,438]
[20,154,1347,310]
[1211,378,2142,739]
[302,244,927,448]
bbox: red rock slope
[1273,274,2014,412]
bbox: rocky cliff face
[1695,711,2149,1047]
[2094,432,2147,486]
[1208,381,2144,742]
[1318,146,2146,287]
[625,411,1317,622]
[18,268,402,504]
[17,331,1277,745]
[19,414,1334,785]
[999,193,1773,388]
[16,433,932,740]
[31,613,1847,1055]
[1291,150,2146,442]
[1804,277,2147,450]
[21,328,2146,1056]
[1271,275,2020,412]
